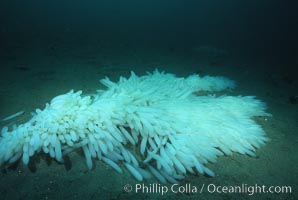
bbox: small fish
[0,111,25,122]
[288,96,298,104]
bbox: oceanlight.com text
[123,183,292,196]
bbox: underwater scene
[0,0,297,199]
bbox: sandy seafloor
[0,43,297,200]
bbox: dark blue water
[1,0,297,68]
